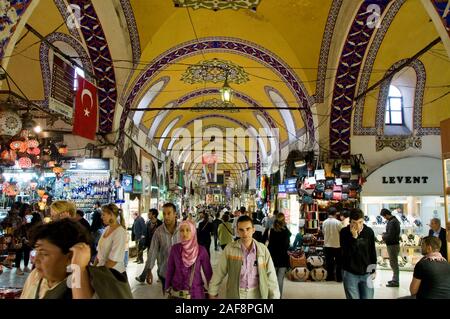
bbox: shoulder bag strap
[222,221,233,235]
[188,261,197,291]
[35,278,43,299]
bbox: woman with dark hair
[20,219,132,299]
[263,212,291,298]
[20,212,43,272]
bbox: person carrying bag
[165,221,212,299]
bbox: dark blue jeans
[343,270,374,299]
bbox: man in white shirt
[322,207,344,282]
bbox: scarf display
[180,220,199,268]
[424,252,446,262]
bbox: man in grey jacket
[380,208,401,287]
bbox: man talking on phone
[340,208,377,299]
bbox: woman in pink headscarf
[165,220,213,299]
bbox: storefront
[361,156,445,270]
[278,178,300,242]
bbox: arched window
[385,85,404,125]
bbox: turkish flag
[73,76,98,140]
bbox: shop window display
[362,197,445,271]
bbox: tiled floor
[1,248,413,299]
[128,248,413,299]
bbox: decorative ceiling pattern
[68,0,117,133]
[314,0,343,103]
[172,0,261,11]
[181,58,249,84]
[120,0,141,64]
[328,0,389,158]
[119,38,314,155]
[191,98,240,112]
[0,0,32,59]
[353,0,405,136]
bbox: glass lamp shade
[18,157,32,168]
[220,80,233,103]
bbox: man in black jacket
[429,218,448,260]
[340,208,377,299]
[132,212,146,264]
[380,208,401,287]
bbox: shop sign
[133,177,143,194]
[382,176,429,184]
[68,159,110,170]
[278,184,286,193]
[284,178,297,194]
[278,192,287,199]
[121,174,133,193]
[362,156,443,196]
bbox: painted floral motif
[192,98,240,112]
[0,0,32,59]
[173,0,261,11]
[181,58,249,84]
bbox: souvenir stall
[56,159,111,221]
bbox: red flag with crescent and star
[73,76,98,140]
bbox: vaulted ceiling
[1,0,450,184]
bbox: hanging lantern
[27,147,40,156]
[1,149,17,161]
[18,157,32,169]
[58,144,68,155]
[27,139,39,148]
[38,202,47,211]
[10,140,24,151]
[52,166,64,174]
[63,177,70,183]
[42,194,49,203]
[47,161,56,168]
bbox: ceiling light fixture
[220,72,233,103]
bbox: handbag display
[325,179,334,189]
[335,178,343,186]
[324,162,334,178]
[315,182,325,192]
[289,267,310,282]
[324,189,333,200]
[310,268,327,281]
[342,184,350,193]
[167,261,196,299]
[332,185,342,192]
[332,192,342,201]
[307,255,324,268]
[288,251,307,268]
[302,194,314,204]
